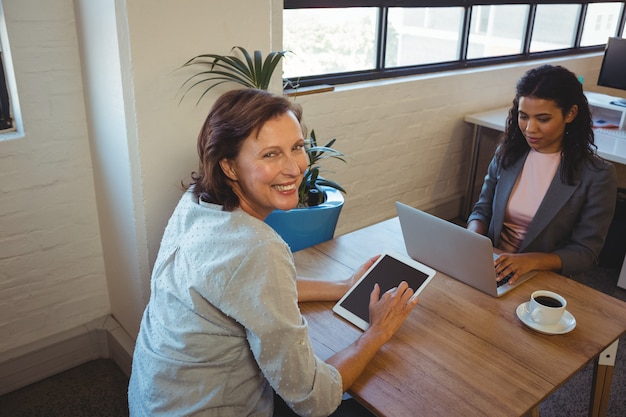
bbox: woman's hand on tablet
[367,281,419,342]
[326,280,419,391]
[342,255,381,293]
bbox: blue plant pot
[264,187,344,252]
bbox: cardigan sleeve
[219,240,343,417]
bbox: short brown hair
[189,89,303,210]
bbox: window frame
[0,2,20,138]
[283,0,626,88]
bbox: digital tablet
[332,252,436,331]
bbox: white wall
[74,0,150,345]
[0,0,623,359]
[0,0,109,354]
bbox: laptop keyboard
[493,253,513,287]
[496,273,513,287]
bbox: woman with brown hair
[128,88,419,417]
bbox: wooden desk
[295,218,626,417]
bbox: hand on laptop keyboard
[496,272,513,287]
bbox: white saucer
[516,302,576,335]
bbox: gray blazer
[468,151,617,277]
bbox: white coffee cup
[529,290,567,326]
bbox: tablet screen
[336,253,433,325]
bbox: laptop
[395,201,536,297]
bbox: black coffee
[534,295,563,308]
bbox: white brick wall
[0,0,109,354]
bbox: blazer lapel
[520,162,578,251]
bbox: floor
[0,359,129,417]
[1,264,625,417]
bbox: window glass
[530,4,581,52]
[283,8,378,79]
[0,18,16,134]
[386,7,464,67]
[580,2,623,46]
[0,50,11,130]
[467,5,529,59]
[282,2,626,88]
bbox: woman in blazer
[468,65,617,283]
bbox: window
[0,2,20,137]
[467,5,529,59]
[386,7,464,67]
[581,2,624,46]
[283,8,378,78]
[530,4,581,52]
[283,1,626,88]
[0,46,12,130]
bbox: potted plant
[180,46,347,250]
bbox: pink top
[499,149,561,252]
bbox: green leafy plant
[180,46,288,105]
[299,130,347,207]
[179,46,347,207]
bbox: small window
[0,44,12,130]
[0,3,20,139]
[283,8,378,79]
[467,4,530,59]
[530,4,581,52]
[581,2,623,46]
[386,7,464,67]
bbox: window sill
[285,84,335,97]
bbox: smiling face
[518,96,578,154]
[219,111,308,220]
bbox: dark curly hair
[187,89,304,210]
[497,65,597,184]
